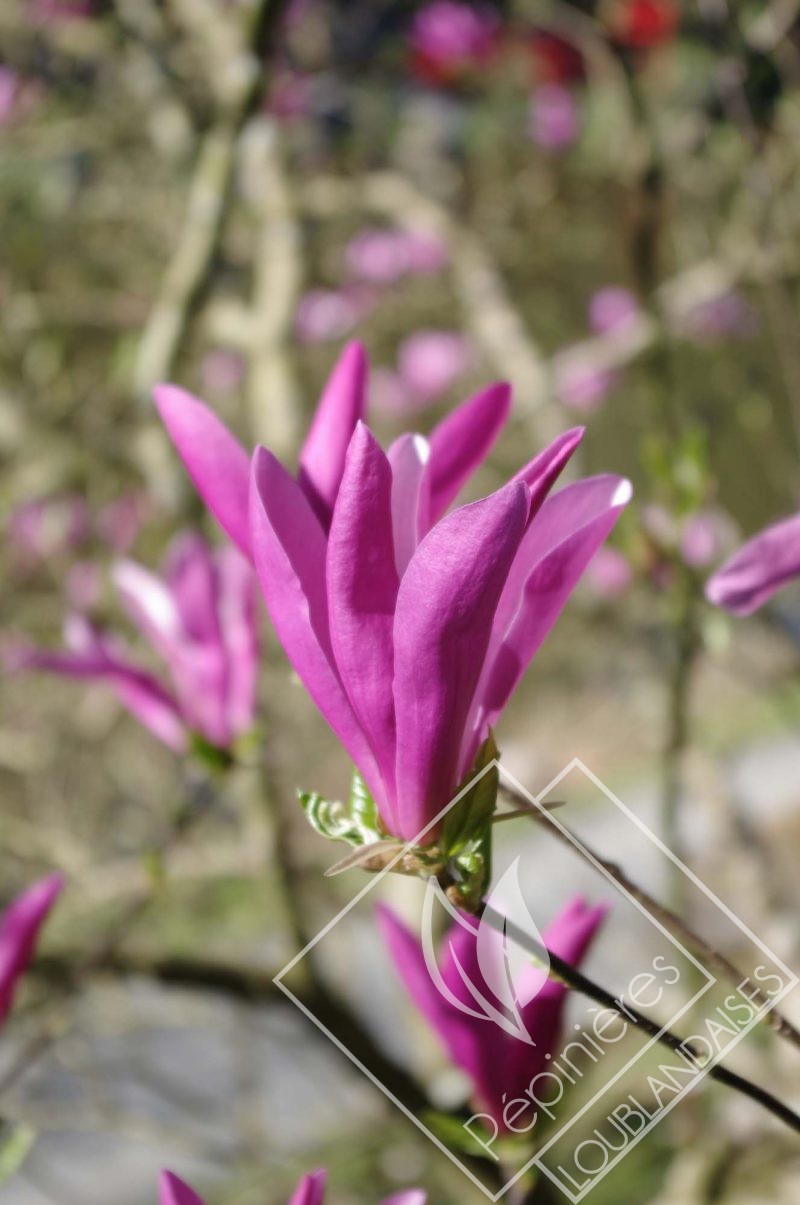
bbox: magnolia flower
[158,1169,425,1205]
[156,342,631,840]
[409,1,499,85]
[377,895,606,1129]
[12,533,258,753]
[528,84,580,152]
[0,875,63,1024]
[706,511,800,616]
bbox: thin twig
[482,905,800,1136]
[498,781,800,1053]
[133,0,291,399]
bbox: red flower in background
[608,0,680,49]
[529,30,585,85]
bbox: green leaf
[441,733,499,911]
[299,770,387,849]
[189,733,235,774]
[0,1123,35,1185]
[442,732,499,855]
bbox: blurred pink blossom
[12,533,260,753]
[8,493,89,566]
[345,228,448,284]
[643,504,732,571]
[676,290,758,342]
[409,1,499,85]
[378,895,606,1129]
[28,0,93,22]
[552,347,620,413]
[370,368,414,414]
[267,70,314,123]
[98,492,151,553]
[200,348,246,396]
[295,287,376,344]
[65,560,103,610]
[680,509,731,569]
[586,546,634,598]
[528,84,580,151]
[0,875,63,1025]
[396,330,473,404]
[0,68,24,125]
[158,1169,425,1205]
[589,286,640,336]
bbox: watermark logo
[421,859,551,1046]
[274,758,799,1201]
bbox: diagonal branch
[498,781,800,1053]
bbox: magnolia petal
[387,433,431,576]
[164,532,222,644]
[376,904,458,1060]
[426,382,511,523]
[250,448,382,799]
[473,476,631,743]
[113,559,182,656]
[327,425,399,829]
[155,384,251,558]
[511,426,585,515]
[159,1171,205,1205]
[288,1169,328,1205]
[393,482,528,840]
[0,874,63,1024]
[298,342,368,527]
[215,545,260,739]
[706,510,800,615]
[10,635,187,752]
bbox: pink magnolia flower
[0,875,63,1024]
[588,287,640,336]
[409,1,499,85]
[345,228,448,285]
[377,895,606,1129]
[158,1169,425,1205]
[156,343,631,840]
[706,510,800,616]
[12,534,258,753]
[528,84,580,151]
